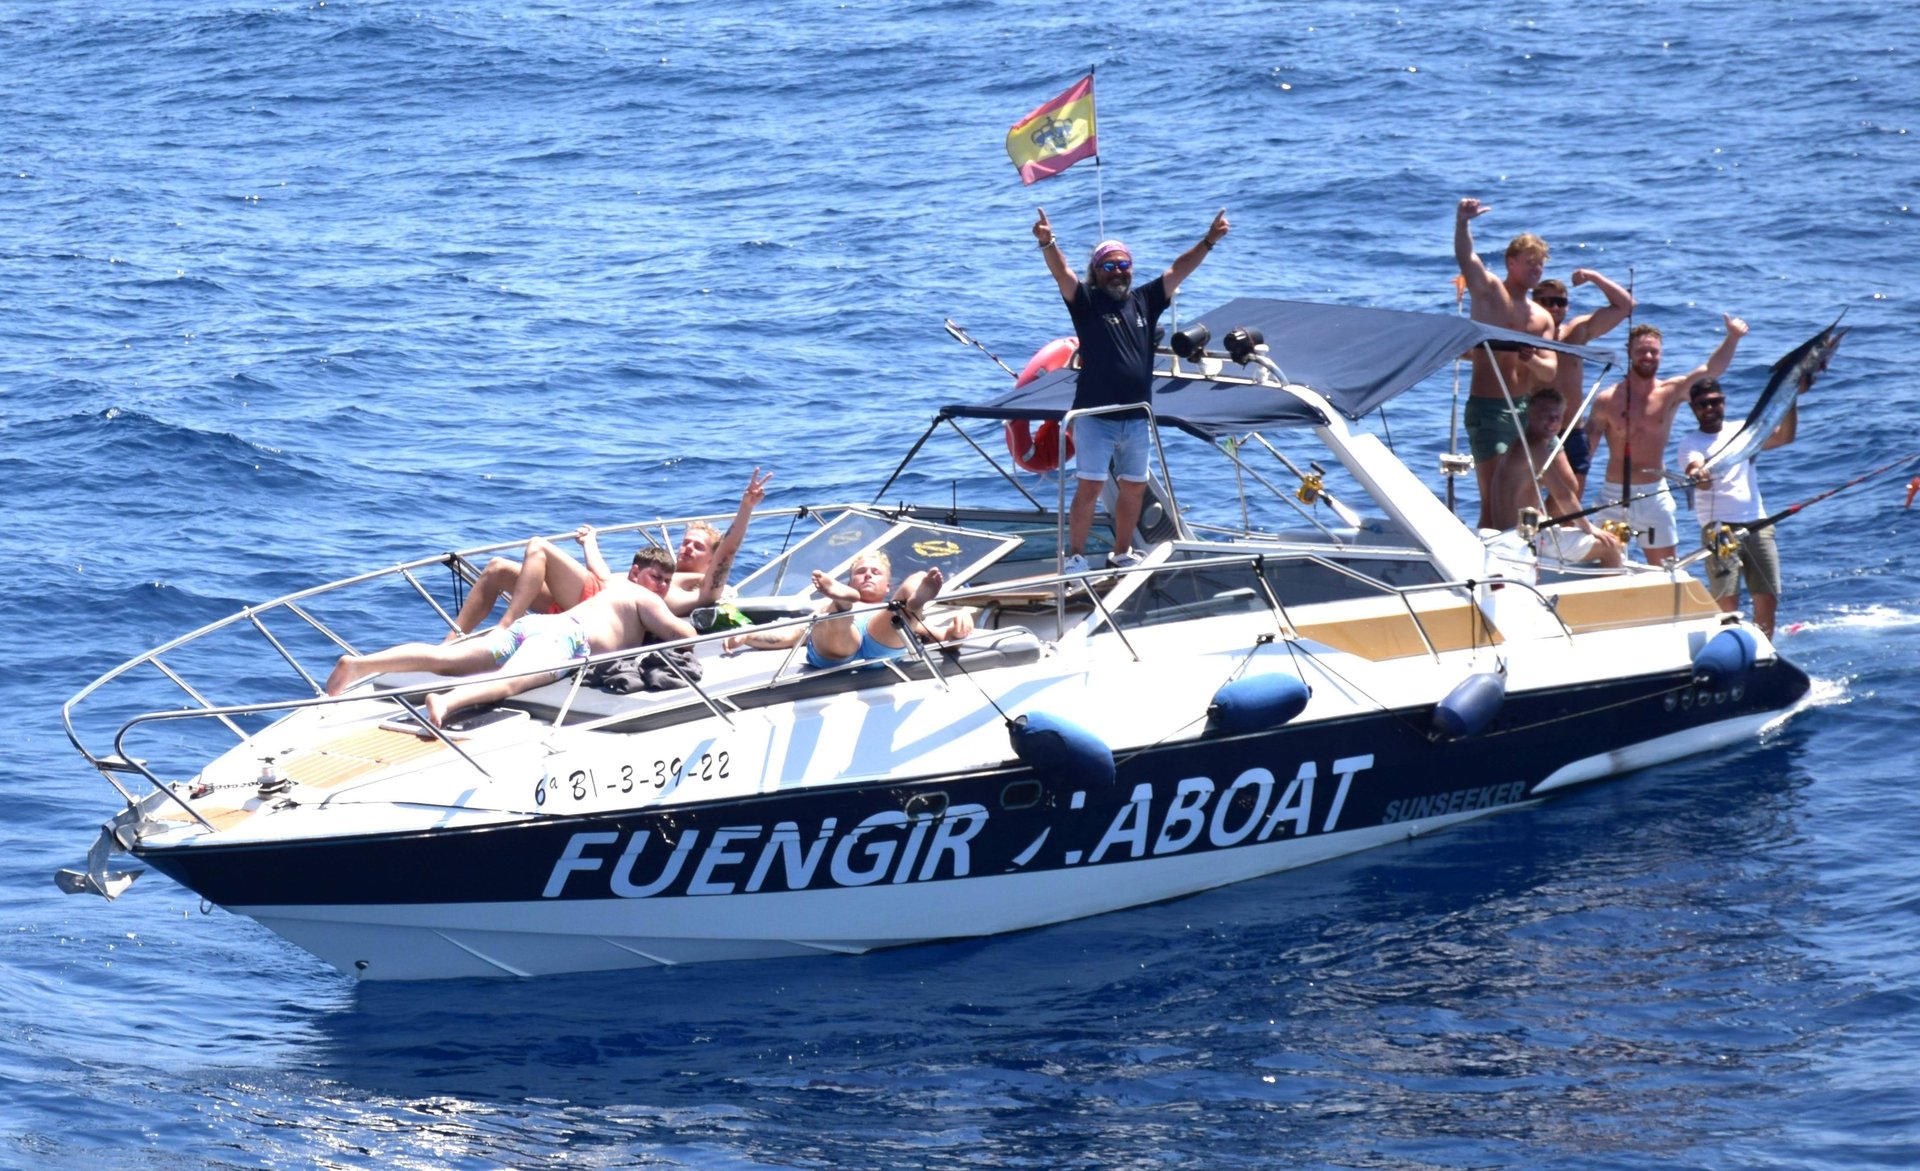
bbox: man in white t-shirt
[1677,377,1798,637]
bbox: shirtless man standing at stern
[1531,268,1635,500]
[1454,198,1559,529]
[1585,314,1747,565]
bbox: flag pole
[1090,63,1104,238]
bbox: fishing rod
[943,318,1018,378]
[1674,452,1920,570]
[1615,265,1636,547]
[1732,451,1920,535]
[1445,274,1467,514]
[1530,477,1686,534]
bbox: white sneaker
[1106,549,1144,569]
[1063,553,1089,574]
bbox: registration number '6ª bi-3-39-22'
[535,748,732,808]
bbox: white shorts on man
[1592,479,1679,554]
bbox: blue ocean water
[4,1,1919,1166]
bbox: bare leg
[499,537,592,629]
[446,558,522,640]
[871,568,946,650]
[326,639,497,696]
[1067,477,1103,556]
[1474,460,1497,531]
[1750,593,1778,639]
[1111,480,1147,555]
[807,569,865,661]
[425,678,514,726]
[1644,544,1676,566]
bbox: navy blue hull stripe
[139,662,1809,907]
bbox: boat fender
[1692,627,1758,687]
[1431,671,1507,741]
[1207,672,1311,735]
[1005,337,1079,473]
[1007,711,1114,788]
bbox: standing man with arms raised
[1678,376,1797,637]
[1531,268,1635,499]
[1033,205,1229,572]
[1585,315,1747,565]
[1453,198,1559,529]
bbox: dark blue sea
[6,2,1919,1166]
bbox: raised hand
[740,467,772,509]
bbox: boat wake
[1784,603,1920,636]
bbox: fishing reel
[1600,519,1635,543]
[1515,507,1543,541]
[1296,462,1327,505]
[1707,522,1743,560]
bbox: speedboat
[58,298,1811,981]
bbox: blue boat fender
[1007,712,1116,789]
[1207,672,1311,735]
[1431,671,1507,741]
[1693,627,1758,687]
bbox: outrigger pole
[1617,266,1636,552]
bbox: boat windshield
[734,509,1022,606]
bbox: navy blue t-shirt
[1065,274,1171,417]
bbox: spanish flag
[1006,75,1097,186]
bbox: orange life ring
[1005,337,1078,473]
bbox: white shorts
[1593,479,1679,551]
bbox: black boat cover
[943,297,1620,440]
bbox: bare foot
[325,655,369,696]
[423,692,451,727]
[812,569,862,609]
[904,566,944,612]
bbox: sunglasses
[1535,295,1568,307]
[1099,259,1132,273]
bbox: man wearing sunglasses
[1531,268,1636,498]
[1677,376,1797,637]
[1032,205,1230,572]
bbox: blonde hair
[850,550,891,575]
[1505,233,1548,264]
[684,519,720,546]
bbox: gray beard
[1099,276,1131,299]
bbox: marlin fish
[1701,313,1849,475]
